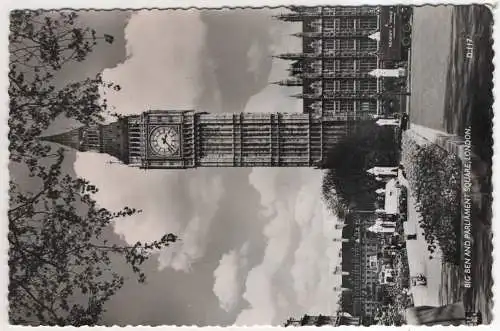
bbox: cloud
[235,264,278,325]
[230,26,346,323]
[208,18,336,324]
[156,171,224,271]
[72,9,346,325]
[75,11,225,272]
[100,10,207,115]
[290,184,344,312]
[212,243,250,312]
[232,169,298,325]
[246,41,265,76]
[235,169,333,323]
[243,54,303,115]
[75,152,224,273]
[235,167,343,325]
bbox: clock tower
[41,109,353,169]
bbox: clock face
[149,126,181,156]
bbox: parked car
[411,274,427,286]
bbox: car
[411,274,427,286]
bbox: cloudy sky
[60,8,344,326]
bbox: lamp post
[348,208,375,214]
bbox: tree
[8,11,177,325]
[373,303,404,326]
[9,10,118,166]
[321,121,400,213]
[8,151,178,325]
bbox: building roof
[40,126,85,151]
[40,119,130,164]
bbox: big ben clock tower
[41,109,353,169]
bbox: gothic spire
[290,93,320,99]
[270,78,303,86]
[272,13,305,22]
[40,118,130,164]
[275,53,308,60]
[293,31,315,38]
[40,126,89,151]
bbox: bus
[378,6,413,61]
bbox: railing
[323,50,378,58]
[321,30,377,37]
[322,7,379,17]
[320,72,373,78]
[323,91,379,99]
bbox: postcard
[7,3,493,327]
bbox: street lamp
[348,208,376,214]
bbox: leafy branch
[8,10,177,325]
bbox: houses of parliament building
[43,6,386,169]
[274,6,382,118]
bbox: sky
[63,8,344,326]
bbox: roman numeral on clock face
[150,126,180,156]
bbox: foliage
[9,10,119,166]
[374,303,404,326]
[8,10,176,325]
[321,174,349,218]
[8,153,178,324]
[401,134,461,264]
[321,121,400,215]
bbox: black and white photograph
[6,2,494,327]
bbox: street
[408,6,453,132]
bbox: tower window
[359,79,377,92]
[340,101,354,113]
[357,16,378,30]
[339,80,354,91]
[340,18,355,30]
[323,19,335,30]
[340,39,355,50]
[358,58,377,72]
[339,60,355,71]
[324,39,335,50]
[358,38,377,52]
[323,60,338,72]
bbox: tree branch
[9,188,48,216]
[18,283,61,323]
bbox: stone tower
[41,110,354,169]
